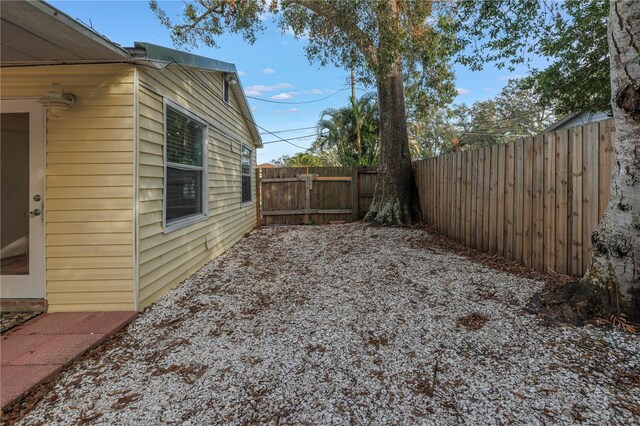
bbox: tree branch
[282,0,378,67]
[173,1,225,35]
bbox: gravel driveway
[12,224,640,425]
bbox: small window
[223,79,230,104]
[164,102,208,231]
[241,144,253,204]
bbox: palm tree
[313,93,380,166]
[272,151,327,167]
[283,152,325,167]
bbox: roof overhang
[0,1,261,148]
[0,0,131,66]
[132,42,262,148]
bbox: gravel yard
[11,224,640,425]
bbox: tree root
[365,191,421,226]
[528,279,612,324]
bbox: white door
[0,100,45,299]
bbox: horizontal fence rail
[259,166,378,225]
[414,119,616,277]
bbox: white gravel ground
[14,224,640,425]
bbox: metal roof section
[0,0,131,65]
[129,43,264,148]
[544,111,611,132]
[132,42,236,73]
[544,112,582,133]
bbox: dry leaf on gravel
[456,313,490,330]
[5,224,640,425]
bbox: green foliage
[456,0,611,115]
[411,78,556,156]
[150,0,460,123]
[313,93,380,166]
[452,79,555,150]
[149,0,266,48]
[408,107,457,159]
[526,0,610,115]
[272,152,327,167]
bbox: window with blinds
[241,145,253,203]
[164,103,208,231]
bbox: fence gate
[258,166,377,225]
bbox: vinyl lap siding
[1,65,135,312]
[137,65,257,309]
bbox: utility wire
[169,60,555,150]
[167,60,310,150]
[259,125,316,135]
[262,133,319,144]
[246,88,349,104]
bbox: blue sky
[50,1,542,163]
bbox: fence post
[255,168,261,227]
[304,175,311,225]
[352,167,359,221]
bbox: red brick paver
[0,311,137,412]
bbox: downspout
[132,65,139,311]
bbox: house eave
[0,0,131,64]
[130,42,262,148]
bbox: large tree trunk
[543,0,640,321]
[365,61,421,225]
[588,0,640,319]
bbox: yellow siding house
[0,1,261,312]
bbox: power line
[259,125,316,135]
[262,133,318,144]
[167,60,309,150]
[169,60,555,150]
[246,88,349,104]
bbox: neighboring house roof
[257,163,276,168]
[545,111,610,132]
[0,1,262,148]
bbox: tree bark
[365,60,421,225]
[543,0,640,321]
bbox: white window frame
[241,143,254,206]
[162,98,209,233]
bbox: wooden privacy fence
[258,166,378,225]
[414,119,616,277]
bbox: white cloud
[288,108,299,113]
[262,67,276,74]
[251,106,258,112]
[303,89,323,95]
[258,11,274,21]
[237,70,246,77]
[271,92,293,100]
[274,83,294,90]
[484,87,494,92]
[499,74,525,81]
[456,87,471,95]
[245,88,265,96]
[244,83,294,96]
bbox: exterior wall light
[37,83,76,117]
[224,73,238,85]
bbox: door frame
[1,99,46,299]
